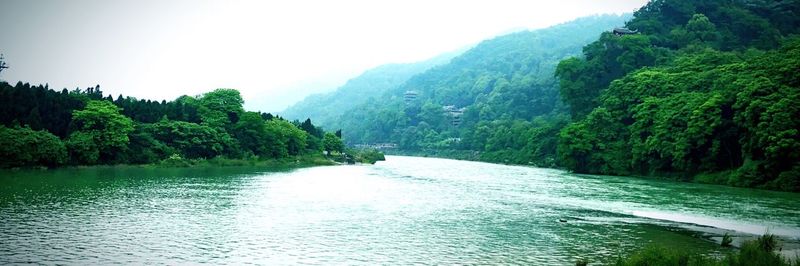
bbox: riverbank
[385,149,799,193]
[385,149,564,169]
[0,154,336,171]
[612,234,799,266]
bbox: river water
[1,156,798,264]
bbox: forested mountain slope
[281,51,460,129]
[336,14,631,165]
[556,0,800,191]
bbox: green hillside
[281,51,460,128]
[557,0,800,191]
[337,14,632,166]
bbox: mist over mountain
[280,50,462,127]
[333,14,631,154]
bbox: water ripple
[1,157,798,264]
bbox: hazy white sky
[0,0,648,112]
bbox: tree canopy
[555,0,800,191]
[0,83,342,168]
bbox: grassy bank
[609,234,798,266]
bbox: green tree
[118,125,175,164]
[0,125,67,167]
[68,100,134,164]
[323,132,344,154]
[143,119,234,159]
[198,88,244,129]
[558,107,630,175]
[65,131,99,164]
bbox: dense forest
[556,0,800,191]
[286,0,800,191]
[0,82,344,168]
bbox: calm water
[1,156,799,265]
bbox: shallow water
[1,156,798,264]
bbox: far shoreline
[0,154,336,172]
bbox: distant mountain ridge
[333,14,632,149]
[280,50,462,128]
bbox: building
[442,105,466,126]
[404,91,418,104]
[613,27,638,36]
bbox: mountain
[555,0,800,191]
[333,14,632,165]
[280,50,461,128]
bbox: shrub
[615,234,794,266]
[721,233,733,247]
[0,125,67,168]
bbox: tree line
[0,82,344,168]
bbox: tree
[68,100,134,164]
[0,53,8,75]
[264,119,308,157]
[323,132,344,154]
[685,14,719,45]
[298,118,322,138]
[0,85,342,168]
[232,111,276,157]
[118,125,175,164]
[198,88,244,129]
[0,125,67,167]
[66,131,99,164]
[143,119,234,159]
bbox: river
[1,156,798,264]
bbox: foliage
[347,148,386,164]
[0,125,67,168]
[141,119,233,159]
[323,132,344,154]
[556,0,800,191]
[282,52,457,128]
[0,82,87,137]
[68,100,134,164]
[558,38,800,190]
[117,125,176,164]
[614,245,713,266]
[198,88,244,129]
[65,131,99,164]
[255,119,309,158]
[311,14,631,167]
[721,233,733,247]
[0,83,341,168]
[613,234,795,266]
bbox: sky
[0,0,648,112]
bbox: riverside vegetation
[278,0,800,263]
[0,82,347,169]
[285,0,800,192]
[1,0,798,264]
[613,234,799,266]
